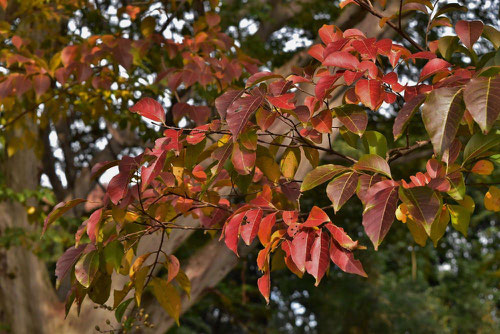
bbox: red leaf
[334,104,368,136]
[315,74,342,100]
[362,180,399,250]
[318,24,342,44]
[311,109,332,133]
[130,97,166,123]
[325,222,358,250]
[258,212,277,246]
[329,239,367,277]
[240,208,263,245]
[257,271,271,304]
[246,71,282,88]
[108,172,131,205]
[323,51,360,70]
[43,199,86,235]
[399,186,442,234]
[215,89,243,119]
[166,255,180,284]
[256,108,277,131]
[358,61,379,79]
[290,230,314,273]
[231,143,256,175]
[303,206,330,227]
[141,151,167,189]
[463,76,500,134]
[61,45,79,67]
[419,58,450,81]
[267,93,295,110]
[226,94,264,140]
[354,154,391,178]
[455,20,484,50]
[355,79,383,110]
[326,172,359,212]
[86,208,103,243]
[352,38,377,61]
[282,210,299,225]
[393,94,426,140]
[421,86,464,157]
[305,230,330,286]
[55,244,87,287]
[223,211,246,256]
[186,125,209,145]
[408,51,437,60]
[356,174,385,204]
[308,44,325,62]
[33,74,50,97]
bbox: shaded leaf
[362,180,399,250]
[393,94,426,140]
[399,186,442,234]
[305,230,330,286]
[151,278,181,325]
[333,104,368,136]
[301,164,347,191]
[354,154,391,178]
[329,239,367,277]
[326,171,359,212]
[421,86,464,157]
[463,75,500,134]
[43,199,86,235]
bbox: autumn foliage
[23,0,500,325]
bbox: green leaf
[438,36,459,60]
[421,86,465,157]
[482,25,500,49]
[175,269,191,297]
[75,250,99,288]
[430,207,450,247]
[362,131,387,157]
[115,298,133,323]
[134,265,150,307]
[88,273,112,305]
[447,172,465,201]
[301,164,347,191]
[406,218,428,247]
[448,205,470,237]
[354,154,391,178]
[151,277,181,325]
[104,240,124,272]
[435,3,467,17]
[463,131,500,164]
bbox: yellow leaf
[407,218,428,247]
[151,278,181,325]
[457,195,475,213]
[484,186,500,212]
[430,206,450,247]
[129,252,152,278]
[134,265,150,307]
[448,205,470,237]
[471,160,493,175]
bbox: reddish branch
[353,0,425,52]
